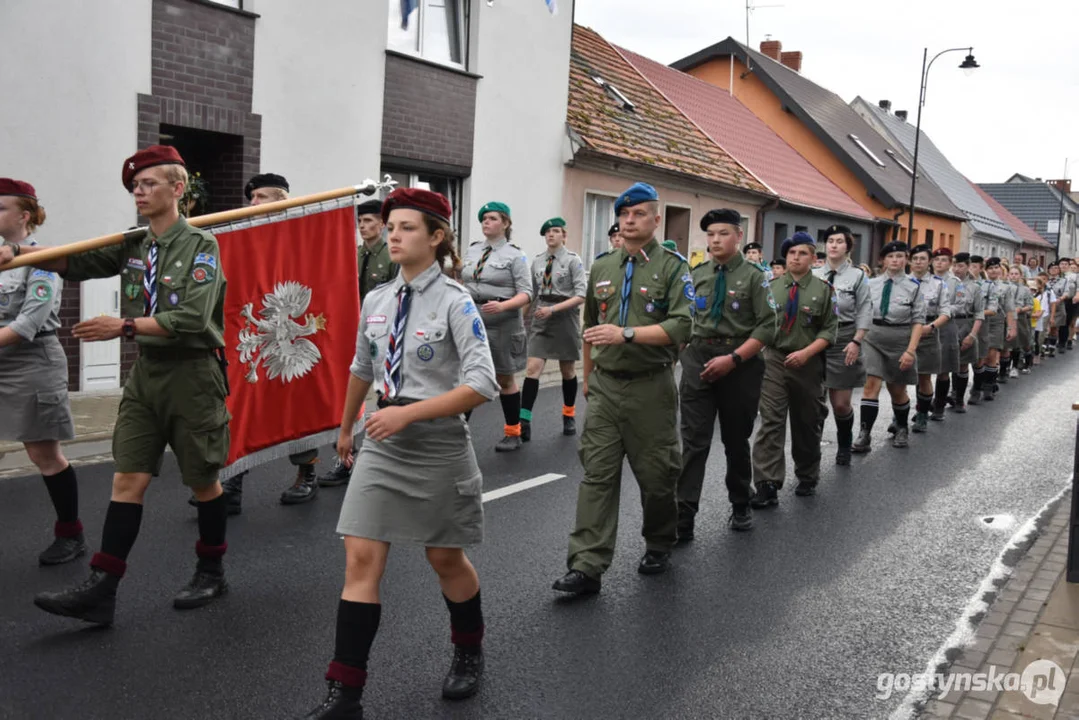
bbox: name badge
[367,315,387,324]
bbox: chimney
[760,40,782,61]
[895,110,908,122]
[1051,179,1073,194]
[878,99,892,112]
[780,51,802,72]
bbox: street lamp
[906,47,979,246]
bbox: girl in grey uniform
[929,248,961,419]
[812,224,871,465]
[851,241,926,452]
[908,244,949,432]
[998,262,1021,383]
[979,258,1017,401]
[520,217,586,441]
[1046,262,1067,356]
[460,201,533,452]
[946,253,985,412]
[300,188,499,720]
[1007,266,1034,374]
[0,179,83,566]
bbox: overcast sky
[572,0,1079,185]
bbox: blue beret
[700,208,742,230]
[780,231,816,258]
[614,182,658,214]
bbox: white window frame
[582,190,619,271]
[381,169,463,239]
[388,0,468,70]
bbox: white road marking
[482,473,567,503]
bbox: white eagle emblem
[237,281,327,383]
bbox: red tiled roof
[567,26,768,195]
[620,47,873,221]
[970,181,1054,249]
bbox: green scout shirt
[64,217,226,349]
[690,252,777,345]
[583,237,693,372]
[358,238,398,304]
[770,270,838,354]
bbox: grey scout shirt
[868,272,927,325]
[1048,276,1068,302]
[982,279,1002,315]
[0,238,62,341]
[813,261,871,329]
[953,273,986,320]
[911,272,950,320]
[1014,283,1034,313]
[530,246,586,300]
[351,260,500,403]
[460,238,532,303]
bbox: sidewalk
[0,361,582,478]
[921,489,1079,719]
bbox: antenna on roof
[745,0,783,73]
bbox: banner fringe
[220,421,363,480]
[204,195,360,237]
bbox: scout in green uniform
[552,182,692,595]
[676,209,778,537]
[750,232,836,506]
[11,145,231,626]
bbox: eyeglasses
[129,180,165,194]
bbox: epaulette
[509,243,521,251]
[661,247,688,263]
[443,276,469,293]
[470,241,483,246]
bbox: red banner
[216,204,361,472]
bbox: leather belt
[34,329,56,338]
[690,336,749,346]
[596,365,669,381]
[838,321,856,328]
[952,314,972,319]
[872,320,911,327]
[538,295,572,303]
[376,394,418,409]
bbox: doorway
[664,205,691,256]
[160,124,247,213]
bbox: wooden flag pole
[0,180,388,271]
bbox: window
[583,192,617,270]
[772,223,788,261]
[925,229,934,246]
[382,169,463,238]
[205,0,241,7]
[795,225,807,233]
[591,76,635,112]
[388,0,467,68]
[848,134,886,168]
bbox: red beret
[0,178,37,200]
[122,145,185,190]
[931,247,953,258]
[381,187,452,225]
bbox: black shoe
[299,680,364,719]
[851,428,873,454]
[835,448,852,466]
[442,646,484,700]
[562,415,577,436]
[637,550,671,575]
[794,480,816,497]
[281,464,319,505]
[930,406,945,421]
[750,481,779,509]
[173,559,228,610]
[728,505,753,531]
[34,568,119,626]
[495,435,522,452]
[966,392,981,406]
[945,392,956,407]
[38,533,88,566]
[983,390,995,402]
[552,569,600,595]
[318,454,355,488]
[892,427,909,448]
[520,420,531,442]
[675,518,694,545]
[886,422,897,434]
[912,413,928,433]
[953,401,967,414]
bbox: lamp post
[906,47,979,246]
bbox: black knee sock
[99,501,143,562]
[999,357,1010,377]
[329,600,382,688]
[953,372,969,402]
[444,590,484,650]
[42,464,79,530]
[196,493,228,550]
[893,401,911,428]
[835,411,854,449]
[1024,351,1034,368]
[915,392,933,414]
[562,376,578,409]
[499,392,521,428]
[1012,349,1021,368]
[520,377,540,421]
[986,366,999,389]
[859,399,879,432]
[933,377,950,408]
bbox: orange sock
[504,423,521,437]
[562,405,576,417]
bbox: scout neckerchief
[143,240,159,317]
[384,285,412,399]
[543,254,555,293]
[880,277,893,318]
[619,255,635,326]
[782,276,799,334]
[710,262,727,322]
[473,245,493,281]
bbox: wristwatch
[4,242,19,258]
[622,327,636,343]
[122,318,136,340]
[730,352,744,367]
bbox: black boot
[675,514,694,545]
[318,452,357,488]
[494,435,522,452]
[728,504,753,531]
[281,463,319,505]
[39,528,88,566]
[750,481,779,509]
[174,557,228,610]
[520,419,531,443]
[299,681,364,719]
[442,646,485,699]
[835,413,854,466]
[34,567,119,625]
[552,569,601,595]
[562,415,577,436]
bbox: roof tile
[972,183,1054,249]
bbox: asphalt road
[2,357,1077,720]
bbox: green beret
[661,240,678,252]
[540,217,566,235]
[478,201,511,223]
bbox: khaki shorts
[112,352,230,488]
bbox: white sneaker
[1021,368,1031,375]
[1009,368,1019,378]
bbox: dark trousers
[676,341,765,516]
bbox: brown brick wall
[58,281,80,390]
[381,53,477,174]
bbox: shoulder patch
[194,252,217,269]
[472,317,487,342]
[28,281,53,302]
[30,269,57,280]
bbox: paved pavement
[2,357,1079,719]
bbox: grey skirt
[987,314,1005,351]
[915,327,942,375]
[337,414,483,547]
[955,318,980,366]
[864,323,918,385]
[527,301,581,361]
[482,309,527,375]
[0,334,75,443]
[977,316,991,355]
[937,320,960,374]
[822,323,866,390]
[1017,314,1032,349]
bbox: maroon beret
[381,187,452,225]
[122,145,185,190]
[931,247,953,258]
[0,178,37,200]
